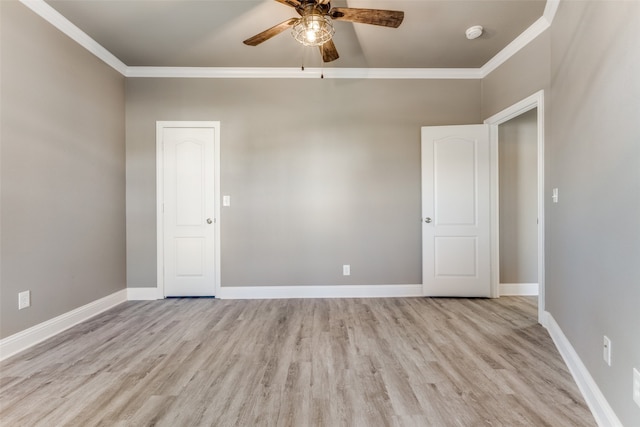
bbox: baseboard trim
[218,284,423,299]
[127,287,162,300]
[543,312,623,427]
[0,289,127,361]
[499,283,539,296]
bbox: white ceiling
[44,0,547,69]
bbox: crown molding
[21,0,559,81]
[544,0,561,24]
[480,16,550,78]
[126,66,483,79]
[479,0,559,78]
[19,0,128,75]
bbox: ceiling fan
[243,0,404,63]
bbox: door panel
[162,126,216,296]
[435,138,477,225]
[422,125,490,297]
[175,140,205,226]
[175,238,205,276]
[435,236,477,277]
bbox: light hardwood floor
[0,297,595,426]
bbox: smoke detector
[465,25,483,40]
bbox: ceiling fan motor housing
[297,0,331,14]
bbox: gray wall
[0,1,126,339]
[126,78,481,287]
[483,2,640,424]
[481,31,550,119]
[499,109,538,284]
[547,2,640,424]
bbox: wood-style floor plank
[0,297,595,426]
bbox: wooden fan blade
[319,39,339,63]
[274,0,300,8]
[329,8,404,28]
[243,18,299,46]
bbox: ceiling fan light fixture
[245,0,404,63]
[292,13,334,46]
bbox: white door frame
[484,90,545,323]
[156,121,221,298]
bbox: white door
[422,125,491,297]
[160,123,218,296]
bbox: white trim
[0,289,127,361]
[544,312,623,427]
[479,0,559,78]
[543,0,561,24]
[488,122,500,298]
[480,16,550,78]
[19,0,128,75]
[127,287,162,300]
[484,90,545,323]
[156,121,221,299]
[126,66,482,80]
[217,284,423,299]
[499,283,539,296]
[21,0,553,81]
[484,91,544,124]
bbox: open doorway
[498,109,538,296]
[485,90,545,324]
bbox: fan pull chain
[320,45,324,79]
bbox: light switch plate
[552,188,559,203]
[223,195,231,207]
[603,336,612,366]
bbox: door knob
[207,218,213,224]
[424,217,432,223]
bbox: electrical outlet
[18,290,31,310]
[633,368,640,408]
[342,264,350,276]
[603,336,612,366]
